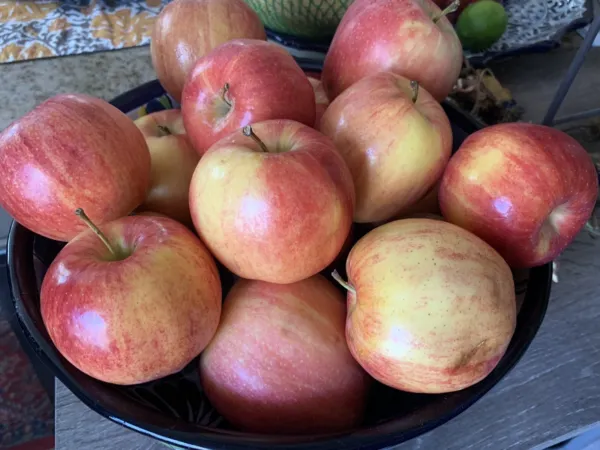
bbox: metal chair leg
[542,13,600,126]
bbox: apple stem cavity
[432,0,460,23]
[242,126,268,153]
[221,83,232,107]
[331,270,356,295]
[157,125,171,136]
[410,81,419,103]
[75,208,116,257]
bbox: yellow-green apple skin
[344,218,516,394]
[395,180,442,219]
[134,109,200,228]
[320,72,452,224]
[308,76,329,128]
[189,119,355,284]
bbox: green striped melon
[244,0,353,39]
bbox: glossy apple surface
[151,0,266,102]
[344,218,516,393]
[181,39,316,154]
[134,109,199,227]
[322,223,355,282]
[0,94,150,242]
[308,76,329,128]
[439,123,598,268]
[322,0,463,101]
[189,119,354,284]
[321,72,452,223]
[41,215,222,385]
[200,275,371,434]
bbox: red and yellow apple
[151,0,266,102]
[439,123,599,268]
[200,275,371,434]
[397,180,441,219]
[374,182,443,226]
[320,72,452,223]
[308,76,330,128]
[322,223,355,282]
[0,94,150,242]
[321,0,463,101]
[134,211,169,219]
[182,39,316,154]
[342,218,516,394]
[134,109,200,227]
[189,119,354,284]
[41,213,222,385]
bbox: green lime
[456,0,508,52]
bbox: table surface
[55,228,600,450]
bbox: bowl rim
[6,77,552,450]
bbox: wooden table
[55,229,600,450]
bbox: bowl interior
[7,79,552,450]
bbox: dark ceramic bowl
[6,66,551,449]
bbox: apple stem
[75,208,116,256]
[242,126,268,153]
[410,81,419,103]
[331,270,356,295]
[432,0,460,23]
[157,125,171,136]
[221,83,232,107]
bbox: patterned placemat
[467,0,590,63]
[0,0,168,64]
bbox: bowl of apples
[3,0,598,449]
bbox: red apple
[439,123,598,268]
[341,218,516,393]
[373,181,443,227]
[321,0,463,101]
[134,110,200,227]
[151,0,266,103]
[181,39,316,154]
[41,212,222,385]
[396,179,441,219]
[200,275,371,434]
[189,119,354,284]
[322,223,355,282]
[133,211,170,219]
[0,94,150,242]
[308,76,329,128]
[320,72,452,223]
